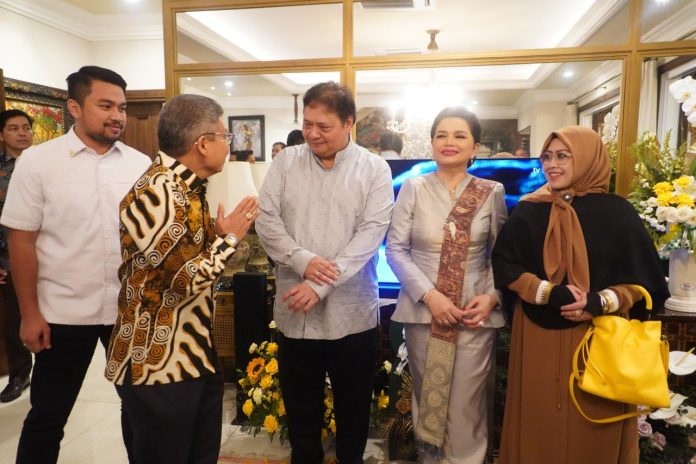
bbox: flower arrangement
[237,320,392,444]
[601,105,620,175]
[637,350,696,464]
[669,76,696,126]
[629,131,694,255]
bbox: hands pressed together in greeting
[282,256,340,313]
[424,289,497,328]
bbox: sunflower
[246,357,265,383]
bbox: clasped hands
[281,256,339,313]
[424,289,496,328]
[549,284,599,322]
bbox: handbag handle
[569,284,663,423]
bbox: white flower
[383,360,392,374]
[675,205,694,223]
[248,343,258,354]
[669,76,695,103]
[689,111,696,126]
[682,96,696,116]
[644,206,654,214]
[646,197,658,208]
[666,207,680,223]
[656,206,671,222]
[268,320,277,329]
[253,387,263,405]
[397,342,408,361]
[687,214,696,227]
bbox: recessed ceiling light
[224,81,234,88]
[563,71,574,78]
[123,0,141,4]
[186,77,192,81]
[210,86,216,90]
[226,92,232,97]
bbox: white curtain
[637,58,658,134]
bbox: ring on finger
[245,211,253,220]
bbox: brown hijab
[522,126,610,290]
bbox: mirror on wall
[352,0,628,56]
[175,3,343,65]
[641,0,696,43]
[354,60,622,159]
[180,71,341,161]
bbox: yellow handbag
[569,285,670,423]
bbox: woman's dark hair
[430,107,481,144]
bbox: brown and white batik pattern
[105,152,235,386]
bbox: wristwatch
[224,233,238,248]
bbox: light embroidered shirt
[256,141,394,340]
[105,152,236,386]
[0,128,150,325]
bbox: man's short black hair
[379,131,403,154]
[66,66,127,105]
[302,81,356,124]
[286,129,305,146]
[0,109,33,131]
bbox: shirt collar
[66,126,124,159]
[156,151,205,191]
[312,138,354,169]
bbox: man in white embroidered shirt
[0,66,151,463]
[256,81,394,463]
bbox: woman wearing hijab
[492,126,668,464]
[386,107,507,463]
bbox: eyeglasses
[540,151,573,165]
[199,132,234,144]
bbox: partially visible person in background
[514,147,530,158]
[271,141,286,159]
[0,109,34,403]
[378,130,403,160]
[492,152,515,159]
[286,129,305,147]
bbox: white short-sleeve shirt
[0,128,151,325]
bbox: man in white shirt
[256,82,393,463]
[0,66,151,464]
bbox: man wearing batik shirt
[105,94,258,464]
[0,109,34,403]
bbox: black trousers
[16,323,113,464]
[278,326,379,464]
[1,274,32,379]
[117,370,224,464]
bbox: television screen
[377,158,547,297]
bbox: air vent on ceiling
[361,0,432,9]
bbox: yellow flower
[673,175,693,190]
[265,358,279,376]
[242,399,254,417]
[377,389,389,409]
[266,342,278,355]
[272,391,281,401]
[653,181,673,196]
[278,399,286,417]
[669,193,695,207]
[260,375,273,389]
[329,418,336,434]
[263,414,279,433]
[657,192,673,206]
[246,357,266,383]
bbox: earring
[467,157,476,168]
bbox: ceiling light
[226,92,232,97]
[563,71,574,78]
[224,81,234,88]
[186,77,192,81]
[210,86,215,90]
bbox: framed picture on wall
[2,77,72,144]
[229,115,265,161]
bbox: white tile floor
[0,345,237,464]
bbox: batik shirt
[105,152,236,386]
[0,152,18,268]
